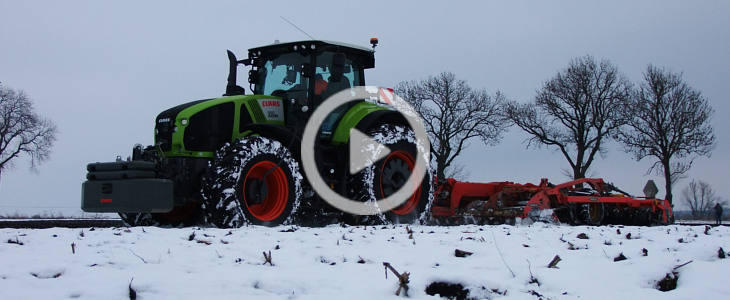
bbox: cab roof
[248,40,375,69]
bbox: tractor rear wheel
[202,136,302,227]
[350,124,432,224]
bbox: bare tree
[682,180,724,218]
[617,66,715,204]
[0,84,57,183]
[505,55,632,180]
[396,72,508,181]
[443,163,469,181]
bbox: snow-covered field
[1,223,728,300]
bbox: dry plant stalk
[383,262,410,296]
[263,250,273,266]
[547,255,561,268]
[129,278,137,300]
[454,249,473,257]
[673,260,693,270]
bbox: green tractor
[82,39,432,227]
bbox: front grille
[155,121,173,151]
[154,99,210,153]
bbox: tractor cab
[227,40,376,136]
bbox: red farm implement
[431,177,673,226]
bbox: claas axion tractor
[82,39,673,227]
[83,39,432,227]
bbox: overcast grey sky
[1,0,728,215]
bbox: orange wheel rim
[243,161,289,222]
[379,150,422,215]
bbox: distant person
[715,203,723,226]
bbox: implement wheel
[570,203,604,226]
[586,203,605,225]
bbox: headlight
[181,118,188,126]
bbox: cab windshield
[253,51,363,99]
[253,52,310,100]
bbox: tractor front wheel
[202,136,302,227]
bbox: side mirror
[248,69,258,84]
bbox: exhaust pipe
[224,50,245,96]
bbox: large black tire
[201,136,303,227]
[118,202,203,227]
[350,124,433,224]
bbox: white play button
[301,86,430,215]
[349,128,391,174]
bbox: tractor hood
[155,99,210,151]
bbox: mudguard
[331,102,404,145]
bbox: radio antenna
[280,16,315,40]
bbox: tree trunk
[663,160,673,204]
[572,165,586,180]
[435,156,447,183]
[436,167,446,184]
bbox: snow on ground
[1,223,728,300]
